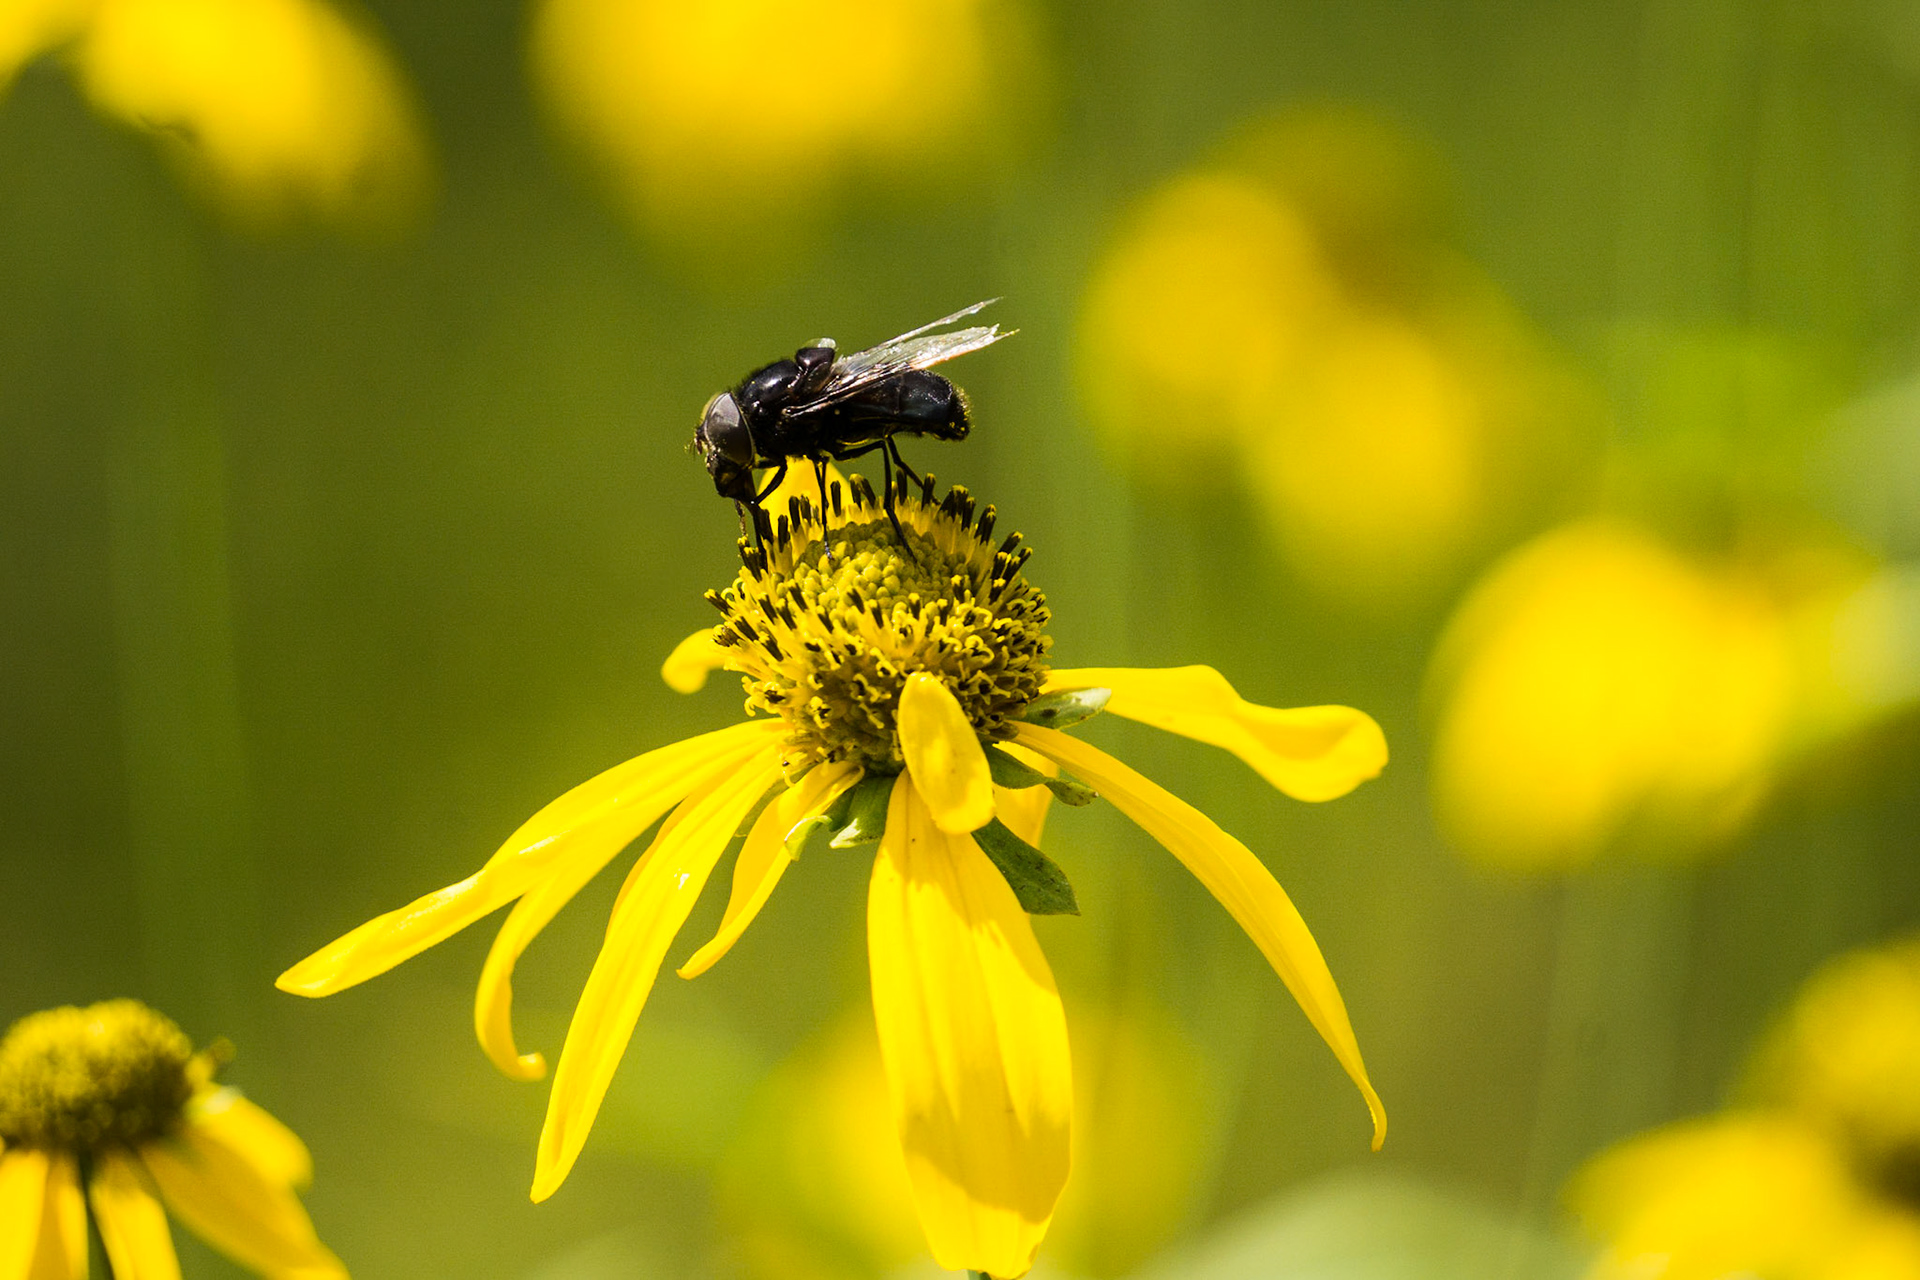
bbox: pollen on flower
[0,999,198,1151]
[708,473,1052,773]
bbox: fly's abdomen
[833,371,970,441]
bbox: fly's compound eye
[695,393,755,498]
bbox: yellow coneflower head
[280,467,1390,1280]
[0,999,345,1278]
[0,1000,199,1153]
[710,474,1051,774]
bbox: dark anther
[974,507,996,543]
[850,474,877,506]
[830,481,844,518]
[704,589,730,614]
[997,532,1023,558]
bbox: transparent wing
[790,300,1012,414]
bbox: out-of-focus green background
[4,0,1919,1276]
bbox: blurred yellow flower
[1077,107,1589,608]
[0,0,430,230]
[530,0,1036,244]
[717,1004,1215,1280]
[1426,513,1920,871]
[279,472,1386,1279]
[1427,520,1795,870]
[0,999,345,1278]
[1570,938,1920,1280]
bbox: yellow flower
[529,0,1036,244]
[1076,107,1589,608]
[1,0,430,230]
[277,473,1387,1279]
[1570,937,1920,1280]
[0,999,344,1278]
[1427,519,1796,870]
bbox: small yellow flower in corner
[1570,936,1920,1280]
[277,472,1387,1279]
[0,999,344,1279]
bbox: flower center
[0,1000,196,1152]
[709,474,1052,773]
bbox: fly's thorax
[0,1000,199,1152]
[709,475,1051,773]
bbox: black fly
[693,300,1012,550]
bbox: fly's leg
[822,439,919,564]
[884,437,926,491]
[752,459,789,505]
[813,458,830,525]
[879,458,918,564]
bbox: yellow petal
[993,741,1057,847]
[867,777,1072,1278]
[35,1152,87,1280]
[1046,666,1387,802]
[677,760,861,980]
[661,628,729,694]
[898,673,994,834]
[187,1088,313,1189]
[1017,724,1386,1150]
[277,718,779,997]
[533,748,786,1201]
[474,726,779,1080]
[89,1152,180,1280]
[142,1123,344,1279]
[1,1148,50,1280]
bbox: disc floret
[0,999,199,1152]
[709,474,1052,773]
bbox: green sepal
[1019,687,1111,731]
[783,812,833,860]
[972,818,1080,916]
[985,745,1098,806]
[828,773,895,849]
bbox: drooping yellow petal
[677,760,861,979]
[867,776,1072,1278]
[1046,666,1387,802]
[0,1147,50,1280]
[993,741,1057,847]
[277,719,778,997]
[898,673,994,834]
[186,1088,312,1189]
[88,1152,180,1280]
[142,1123,344,1278]
[17,1152,90,1280]
[661,628,729,693]
[1017,724,1386,1150]
[533,748,786,1201]
[474,727,779,1080]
